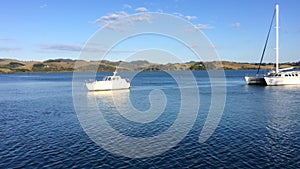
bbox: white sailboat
[246,4,300,86]
[86,71,130,91]
[264,68,300,85]
[245,4,276,85]
[264,4,300,86]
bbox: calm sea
[0,70,299,168]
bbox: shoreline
[1,58,299,73]
[0,69,293,75]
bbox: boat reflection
[87,89,130,113]
[86,88,166,124]
[266,84,300,89]
[87,89,130,103]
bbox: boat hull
[264,76,300,86]
[86,80,130,91]
[245,76,266,85]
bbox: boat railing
[279,67,294,72]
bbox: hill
[0,58,299,73]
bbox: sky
[1,0,300,63]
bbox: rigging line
[256,8,276,75]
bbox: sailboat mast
[275,4,279,73]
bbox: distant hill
[44,58,77,63]
[0,58,299,73]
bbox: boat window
[292,74,295,76]
[289,74,291,77]
[296,74,298,76]
[278,74,281,77]
[285,74,288,77]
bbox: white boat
[264,68,300,85]
[263,4,300,86]
[245,76,266,85]
[86,71,130,91]
[245,4,276,85]
[246,4,300,86]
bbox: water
[0,70,299,168]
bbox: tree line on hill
[0,58,299,73]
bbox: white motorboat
[264,68,300,86]
[86,71,130,91]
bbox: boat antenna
[256,7,276,75]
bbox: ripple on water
[1,72,300,168]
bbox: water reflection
[263,86,300,164]
[80,80,199,158]
[87,89,130,108]
[87,89,166,123]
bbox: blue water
[0,70,300,168]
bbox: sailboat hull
[245,76,267,85]
[264,72,300,86]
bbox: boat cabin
[102,76,121,81]
[267,72,300,77]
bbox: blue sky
[0,0,300,63]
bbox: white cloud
[40,4,47,9]
[135,7,148,12]
[93,11,152,31]
[194,24,215,30]
[0,37,13,41]
[156,9,164,13]
[173,12,184,17]
[40,43,100,53]
[40,44,82,52]
[0,47,21,51]
[105,13,152,31]
[130,14,151,22]
[185,15,197,20]
[231,22,241,28]
[123,4,132,9]
[94,11,128,24]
